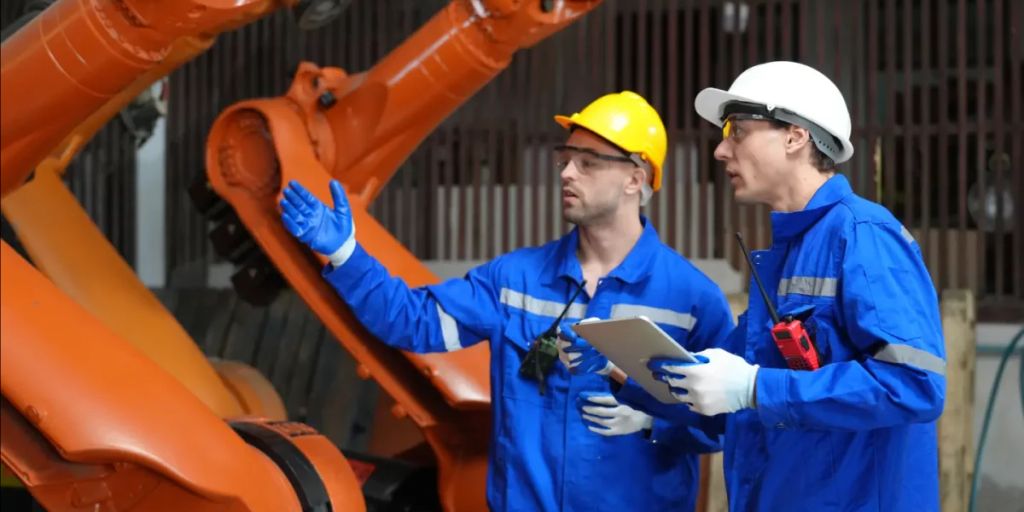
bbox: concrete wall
[973,323,1024,512]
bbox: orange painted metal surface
[204,2,600,508]
[2,167,245,418]
[212,360,288,420]
[0,1,366,509]
[0,0,285,197]
[0,243,306,511]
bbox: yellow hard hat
[554,91,668,191]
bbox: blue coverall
[322,218,734,511]
[726,175,946,511]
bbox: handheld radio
[736,233,822,371]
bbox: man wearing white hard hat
[645,61,946,510]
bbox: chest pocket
[776,299,856,366]
[499,314,570,408]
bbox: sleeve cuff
[321,242,373,293]
[755,367,793,428]
[646,416,684,445]
[328,233,358,267]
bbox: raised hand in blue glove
[280,179,356,267]
[557,319,614,376]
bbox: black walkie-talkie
[519,280,586,394]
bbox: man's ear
[624,166,647,196]
[785,125,812,155]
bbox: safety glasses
[721,114,775,141]
[552,145,645,173]
[719,101,844,160]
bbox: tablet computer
[571,316,696,404]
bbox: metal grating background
[6,1,1022,315]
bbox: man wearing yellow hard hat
[281,91,733,511]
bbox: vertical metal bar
[473,125,484,260]
[780,0,792,60]
[184,50,197,270]
[883,0,897,209]
[444,131,455,260]
[833,0,843,85]
[404,149,416,256]
[723,0,743,265]
[696,0,711,259]
[936,0,951,290]
[902,0,915,232]
[583,7,595,99]
[956,0,969,291]
[1010,0,1024,300]
[530,50,542,248]
[745,1,761,252]
[866,0,879,203]
[501,122,512,255]
[428,136,441,260]
[362,0,371,70]
[515,54,528,251]
[848,0,866,197]
[648,0,662,232]
[920,0,932,244]
[459,126,470,260]
[605,0,617,91]
[667,0,679,251]
[164,75,177,282]
[682,4,695,257]
[621,1,633,90]
[484,89,497,258]
[637,0,648,94]
[974,0,988,297]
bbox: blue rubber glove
[648,355,710,402]
[557,319,614,375]
[280,179,356,267]
[577,391,653,436]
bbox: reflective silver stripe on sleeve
[436,304,462,352]
[900,225,916,244]
[872,344,946,376]
[777,276,838,297]
[500,288,587,319]
[610,304,696,330]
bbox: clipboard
[571,316,697,404]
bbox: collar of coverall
[544,215,661,287]
[769,174,854,243]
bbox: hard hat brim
[694,87,759,127]
[553,114,574,130]
[694,87,855,163]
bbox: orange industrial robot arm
[1,243,364,512]
[0,0,290,198]
[1,1,367,511]
[204,1,600,510]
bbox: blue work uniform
[725,175,946,511]
[322,218,734,511]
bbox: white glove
[578,392,653,436]
[656,348,759,416]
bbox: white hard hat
[694,61,854,163]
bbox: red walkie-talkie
[736,233,822,371]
